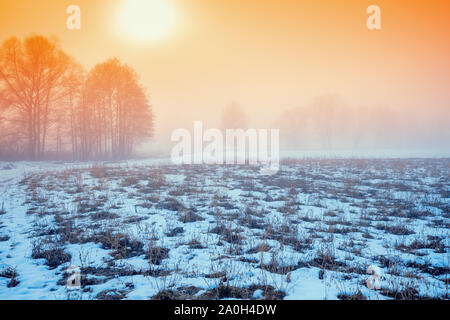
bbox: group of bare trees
[274,95,400,151]
[0,35,153,160]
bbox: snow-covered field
[0,159,448,300]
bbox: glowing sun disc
[117,0,176,42]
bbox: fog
[139,93,450,159]
[1,0,449,160]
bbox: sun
[117,0,176,42]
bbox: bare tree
[220,101,249,130]
[82,58,153,159]
[0,36,153,160]
[0,36,73,160]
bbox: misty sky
[0,0,449,156]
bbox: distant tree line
[273,95,404,151]
[0,35,153,160]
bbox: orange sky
[0,0,449,151]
